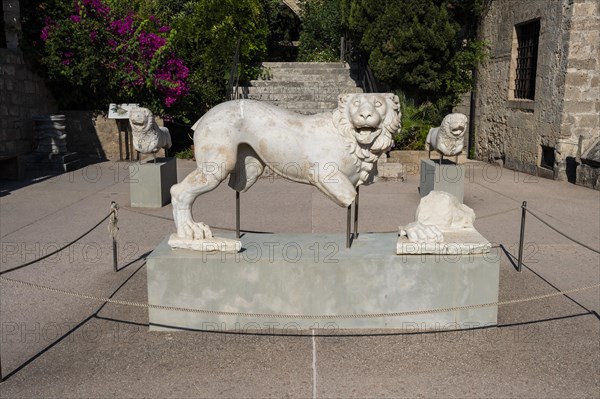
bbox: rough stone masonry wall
[476,0,574,177]
[0,48,58,155]
[1,0,58,155]
[556,0,600,178]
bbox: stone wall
[63,111,165,160]
[557,0,600,180]
[475,0,599,180]
[0,48,58,155]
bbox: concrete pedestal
[129,157,177,208]
[420,159,465,202]
[147,232,499,331]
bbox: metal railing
[226,37,242,101]
[340,34,378,93]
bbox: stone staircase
[240,62,363,114]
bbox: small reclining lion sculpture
[129,107,172,162]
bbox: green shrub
[297,0,343,62]
[175,145,195,160]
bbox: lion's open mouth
[355,127,380,143]
[130,118,145,126]
[451,127,465,136]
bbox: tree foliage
[297,0,343,62]
[21,0,268,122]
[166,0,268,120]
[348,0,486,120]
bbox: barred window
[0,2,6,48]
[514,20,540,100]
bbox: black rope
[525,208,600,255]
[0,211,115,276]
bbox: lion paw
[180,221,213,240]
[400,222,444,244]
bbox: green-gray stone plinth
[147,232,499,331]
[420,159,465,202]
[129,157,176,208]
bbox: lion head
[333,93,401,153]
[433,112,468,156]
[129,107,154,133]
[440,113,468,139]
[332,93,401,185]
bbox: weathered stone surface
[581,137,600,165]
[0,48,57,155]
[129,157,177,208]
[129,107,172,156]
[242,62,363,115]
[426,113,468,157]
[170,94,400,251]
[474,0,599,183]
[148,233,500,330]
[576,164,600,190]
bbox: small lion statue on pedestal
[426,113,468,159]
[169,93,401,252]
[129,107,172,162]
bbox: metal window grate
[0,2,7,48]
[514,20,540,100]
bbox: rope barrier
[524,207,600,254]
[0,209,117,276]
[0,275,597,319]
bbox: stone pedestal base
[147,232,499,331]
[420,159,465,202]
[129,157,177,208]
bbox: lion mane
[129,107,172,155]
[333,93,401,184]
[426,113,467,157]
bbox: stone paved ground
[0,159,598,398]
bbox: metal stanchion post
[112,236,118,273]
[354,186,359,239]
[346,205,352,248]
[517,201,527,272]
[109,201,119,273]
[236,191,240,239]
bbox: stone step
[261,62,346,69]
[244,87,363,102]
[247,61,362,115]
[246,80,360,88]
[257,74,358,83]
[274,101,338,109]
[263,68,353,77]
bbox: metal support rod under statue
[517,201,527,272]
[354,186,360,238]
[236,191,240,239]
[346,205,352,249]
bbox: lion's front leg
[308,168,357,208]
[169,168,241,252]
[170,169,220,239]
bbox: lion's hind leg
[227,144,265,193]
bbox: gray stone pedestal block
[147,232,499,331]
[129,157,177,208]
[420,159,465,202]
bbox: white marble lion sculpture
[426,113,468,157]
[169,94,400,246]
[129,107,172,161]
